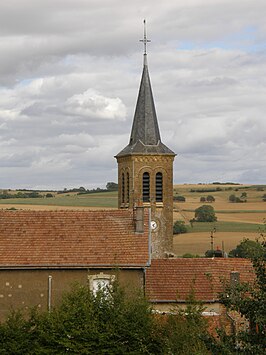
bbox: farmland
[0,191,118,209]
[172,183,266,256]
[0,183,265,256]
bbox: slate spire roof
[116,53,175,157]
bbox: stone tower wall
[117,154,174,258]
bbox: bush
[256,187,264,191]
[173,195,186,202]
[200,197,206,202]
[182,253,200,258]
[206,195,215,202]
[173,220,187,234]
[229,194,236,202]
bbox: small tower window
[126,172,130,203]
[156,172,163,202]
[121,173,125,203]
[142,172,150,202]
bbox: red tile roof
[146,258,255,302]
[0,209,150,268]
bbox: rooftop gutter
[0,264,149,270]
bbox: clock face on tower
[151,220,157,230]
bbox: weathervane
[139,19,151,55]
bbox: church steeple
[115,21,176,258]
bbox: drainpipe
[148,207,152,266]
[48,275,52,312]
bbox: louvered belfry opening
[126,172,130,203]
[121,173,125,203]
[142,172,150,202]
[156,172,163,202]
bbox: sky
[0,0,266,190]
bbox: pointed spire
[129,51,161,146]
[116,21,175,157]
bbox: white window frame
[88,272,115,297]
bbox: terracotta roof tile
[146,258,255,302]
[0,210,149,267]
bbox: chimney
[134,207,144,233]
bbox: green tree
[0,283,162,354]
[229,194,236,202]
[229,238,265,258]
[0,281,213,354]
[206,195,215,202]
[163,289,210,354]
[229,194,245,203]
[0,309,41,355]
[173,220,187,234]
[106,182,118,191]
[219,239,266,354]
[195,205,217,222]
[37,283,162,354]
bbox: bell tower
[115,21,176,258]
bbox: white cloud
[65,89,126,120]
[0,0,266,188]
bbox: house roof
[146,258,255,302]
[0,209,150,268]
[116,54,175,157]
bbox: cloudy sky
[1,0,266,189]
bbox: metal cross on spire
[139,19,151,55]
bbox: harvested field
[215,212,265,224]
[173,231,259,256]
[174,210,266,225]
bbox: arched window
[121,173,125,203]
[126,172,130,203]
[156,172,163,202]
[142,172,150,202]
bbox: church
[0,28,253,324]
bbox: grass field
[1,184,265,256]
[0,191,118,209]
[186,221,263,233]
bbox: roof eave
[0,263,149,270]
